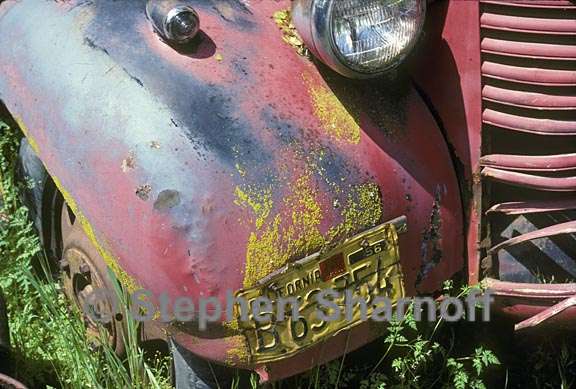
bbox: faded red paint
[413,0,483,285]
[0,0,574,377]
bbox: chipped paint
[416,188,443,286]
[305,76,361,144]
[235,162,247,177]
[16,119,141,293]
[121,151,135,172]
[135,184,152,201]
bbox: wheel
[56,196,126,354]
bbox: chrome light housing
[146,0,200,44]
[292,0,426,78]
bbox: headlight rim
[293,0,426,79]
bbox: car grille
[479,0,576,283]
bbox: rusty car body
[0,0,575,383]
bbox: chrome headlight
[292,0,426,78]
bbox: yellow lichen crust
[238,177,384,288]
[225,336,250,365]
[234,185,273,230]
[240,174,325,288]
[305,77,362,144]
[273,9,308,57]
[328,182,384,244]
[15,117,40,154]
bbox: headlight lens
[293,0,426,78]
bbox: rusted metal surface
[480,153,576,172]
[482,167,576,191]
[0,0,463,374]
[414,0,483,285]
[487,199,576,215]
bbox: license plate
[235,218,406,363]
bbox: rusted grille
[479,0,576,283]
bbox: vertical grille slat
[479,0,576,284]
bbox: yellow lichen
[328,182,383,243]
[225,336,250,365]
[243,215,283,288]
[241,173,325,288]
[282,174,325,257]
[15,117,40,154]
[234,185,273,230]
[273,9,308,57]
[305,76,361,144]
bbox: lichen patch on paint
[225,335,250,365]
[327,182,383,246]
[305,76,361,145]
[238,175,384,288]
[234,185,273,230]
[273,9,308,57]
[239,173,325,288]
[15,117,40,154]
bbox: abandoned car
[0,0,575,386]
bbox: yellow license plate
[235,218,406,364]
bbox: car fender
[0,0,463,368]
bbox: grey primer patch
[416,188,443,286]
[154,190,181,211]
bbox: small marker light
[146,0,200,44]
